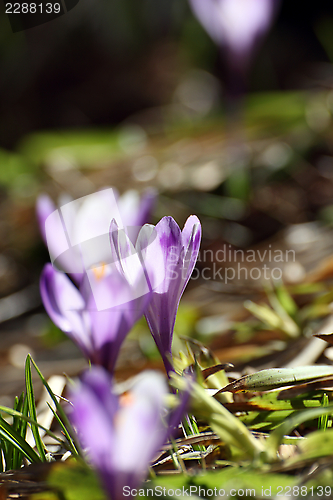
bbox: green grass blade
[0,405,66,447]
[0,436,9,470]
[0,443,5,472]
[30,356,82,456]
[275,283,298,317]
[266,405,333,458]
[46,402,79,457]
[318,393,330,431]
[226,390,322,412]
[289,427,333,464]
[217,365,333,393]
[0,414,41,464]
[25,355,46,461]
[11,393,25,470]
[20,394,29,440]
[182,415,206,454]
[6,395,20,470]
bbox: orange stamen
[92,262,107,280]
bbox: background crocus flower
[136,216,201,374]
[36,188,156,283]
[40,260,150,373]
[116,188,157,242]
[36,193,84,284]
[69,367,179,500]
[189,0,279,98]
[189,0,279,70]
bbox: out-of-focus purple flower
[36,188,156,283]
[136,216,201,374]
[189,0,279,73]
[69,367,186,500]
[40,256,150,373]
[36,194,55,243]
[116,188,157,241]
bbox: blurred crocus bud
[189,0,279,76]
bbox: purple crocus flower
[36,188,156,283]
[40,259,150,373]
[136,216,201,375]
[69,367,185,500]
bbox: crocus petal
[115,371,167,468]
[137,216,201,374]
[117,188,156,244]
[189,0,279,69]
[40,264,93,358]
[116,188,157,244]
[37,194,84,279]
[69,368,172,500]
[135,188,157,227]
[71,189,123,245]
[85,267,150,373]
[216,0,277,57]
[116,190,140,229]
[110,220,151,307]
[86,264,130,311]
[67,189,122,271]
[69,368,117,494]
[110,221,143,286]
[36,194,56,244]
[137,217,182,296]
[85,272,132,371]
[181,215,202,293]
[87,260,149,316]
[136,224,166,292]
[36,187,157,281]
[38,196,79,273]
[89,310,128,372]
[189,0,222,45]
[110,372,168,498]
[136,218,183,360]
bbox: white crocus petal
[114,372,167,471]
[36,194,56,243]
[45,209,72,266]
[63,189,122,271]
[216,0,274,54]
[111,222,138,283]
[189,0,221,44]
[136,224,167,293]
[117,190,140,228]
[110,222,151,305]
[39,193,83,276]
[189,0,278,64]
[181,216,202,289]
